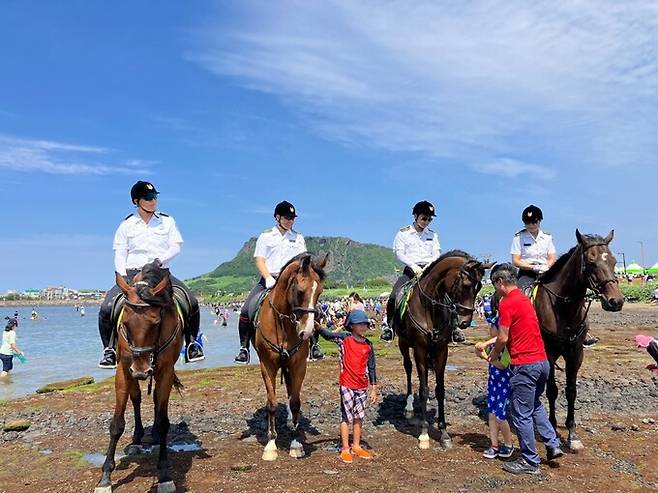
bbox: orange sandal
[351,446,372,459]
[340,449,353,463]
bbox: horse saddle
[394,279,417,319]
[247,289,270,326]
[111,288,188,331]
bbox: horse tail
[173,372,185,396]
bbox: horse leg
[95,368,131,493]
[565,349,585,451]
[260,361,279,461]
[433,344,452,449]
[125,378,144,455]
[154,370,176,493]
[287,361,307,458]
[546,353,559,431]
[399,336,415,419]
[413,349,430,449]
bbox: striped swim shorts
[340,385,368,423]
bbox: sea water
[0,305,243,400]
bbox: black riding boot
[381,297,395,341]
[234,316,251,364]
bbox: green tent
[625,262,644,274]
[647,262,658,275]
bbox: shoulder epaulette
[426,228,435,233]
[542,230,551,236]
[124,213,134,220]
[400,225,412,232]
[515,228,527,236]
[159,212,169,217]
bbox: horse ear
[150,274,171,297]
[317,252,330,270]
[575,229,584,244]
[481,261,496,270]
[116,272,131,295]
[299,255,311,272]
[604,229,614,244]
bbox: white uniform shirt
[254,227,306,275]
[510,228,556,268]
[393,225,441,267]
[114,213,183,271]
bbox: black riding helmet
[274,201,297,218]
[412,200,436,217]
[130,181,159,204]
[522,204,543,224]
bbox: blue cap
[345,310,369,327]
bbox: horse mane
[279,252,327,281]
[539,233,608,284]
[135,261,173,307]
[420,249,472,280]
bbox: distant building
[21,289,41,299]
[41,286,80,300]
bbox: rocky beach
[1,304,657,492]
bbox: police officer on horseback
[97,181,204,368]
[233,201,324,364]
[511,204,598,347]
[510,205,556,292]
[382,201,466,342]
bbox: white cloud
[188,0,658,174]
[474,158,556,180]
[0,134,153,175]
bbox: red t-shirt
[498,288,547,365]
[319,329,377,390]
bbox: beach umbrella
[625,262,645,274]
[647,262,658,275]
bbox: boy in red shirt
[488,263,563,475]
[319,309,378,463]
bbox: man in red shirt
[488,263,563,475]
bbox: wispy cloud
[188,1,658,177]
[0,134,154,175]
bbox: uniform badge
[146,184,153,190]
[290,206,294,213]
[527,211,533,217]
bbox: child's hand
[489,358,505,370]
[369,385,378,404]
[474,342,486,352]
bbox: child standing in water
[474,312,514,459]
[1,318,24,377]
[319,309,378,463]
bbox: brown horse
[534,230,623,451]
[254,252,328,461]
[395,251,493,449]
[95,261,184,493]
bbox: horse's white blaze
[601,252,608,261]
[300,281,317,339]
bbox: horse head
[431,253,493,330]
[278,253,329,341]
[576,229,624,312]
[116,266,173,380]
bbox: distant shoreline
[0,300,101,307]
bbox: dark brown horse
[254,252,328,461]
[95,262,184,493]
[534,230,623,451]
[395,251,493,449]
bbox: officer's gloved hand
[533,264,548,274]
[411,264,423,276]
[265,276,276,289]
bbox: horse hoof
[157,481,176,493]
[440,438,453,450]
[569,439,584,451]
[289,441,305,459]
[124,444,144,456]
[418,433,430,449]
[262,440,278,461]
[94,486,112,493]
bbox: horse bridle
[581,243,618,296]
[416,264,480,315]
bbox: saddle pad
[395,280,416,319]
[248,289,270,325]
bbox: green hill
[186,236,399,297]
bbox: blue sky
[1,1,657,291]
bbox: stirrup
[234,347,250,365]
[98,348,117,369]
[186,341,205,363]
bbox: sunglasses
[282,215,296,221]
[418,216,433,222]
[142,193,159,201]
[524,219,539,225]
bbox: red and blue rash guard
[319,328,377,390]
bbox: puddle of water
[84,452,125,467]
[168,442,202,453]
